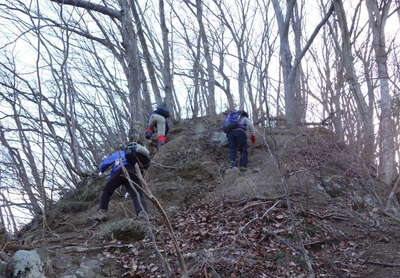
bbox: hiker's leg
[124,176,147,215]
[227,132,237,167]
[153,114,166,138]
[147,114,156,131]
[238,131,248,167]
[146,114,157,139]
[99,169,124,210]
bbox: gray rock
[193,122,208,139]
[166,206,179,218]
[0,259,9,278]
[320,175,346,197]
[76,259,105,278]
[11,250,46,278]
[97,219,146,242]
[75,268,97,278]
[80,259,102,270]
[209,132,228,147]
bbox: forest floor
[117,193,400,278]
[10,116,400,278]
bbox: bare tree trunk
[273,0,334,127]
[216,43,235,109]
[141,70,153,116]
[333,0,375,165]
[0,128,42,215]
[119,0,143,124]
[131,0,163,105]
[292,3,306,122]
[193,36,201,117]
[195,0,216,115]
[366,0,395,184]
[159,0,175,116]
[271,0,298,126]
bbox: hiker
[144,105,170,147]
[95,142,151,221]
[223,110,256,171]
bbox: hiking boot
[94,209,108,222]
[137,210,155,221]
[226,166,240,175]
[144,130,153,139]
[137,210,146,220]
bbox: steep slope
[3,115,400,278]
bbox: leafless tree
[366,0,396,184]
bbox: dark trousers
[227,129,248,167]
[99,168,147,215]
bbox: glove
[144,128,153,139]
[98,172,103,177]
[250,135,256,144]
[158,135,166,145]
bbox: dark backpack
[154,105,170,118]
[125,143,151,169]
[125,143,138,165]
[223,111,244,133]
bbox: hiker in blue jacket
[223,110,256,171]
[94,142,151,221]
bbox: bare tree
[331,0,376,164]
[366,0,396,184]
[195,0,216,114]
[271,0,334,127]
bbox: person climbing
[144,105,170,147]
[223,110,256,171]
[94,142,151,221]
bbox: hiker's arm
[246,118,256,136]
[99,153,116,173]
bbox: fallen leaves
[111,198,397,278]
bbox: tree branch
[49,0,121,20]
[291,1,335,74]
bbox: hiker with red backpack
[223,110,256,171]
[94,142,151,221]
[144,105,170,148]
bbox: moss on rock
[97,219,146,242]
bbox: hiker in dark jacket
[224,110,256,171]
[145,105,170,147]
[94,142,151,221]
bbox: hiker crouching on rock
[95,142,151,221]
[144,105,170,147]
[223,110,256,171]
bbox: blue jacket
[99,151,134,178]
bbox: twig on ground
[239,200,281,233]
[224,195,285,206]
[364,260,400,267]
[151,161,180,169]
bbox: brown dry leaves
[115,198,391,277]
